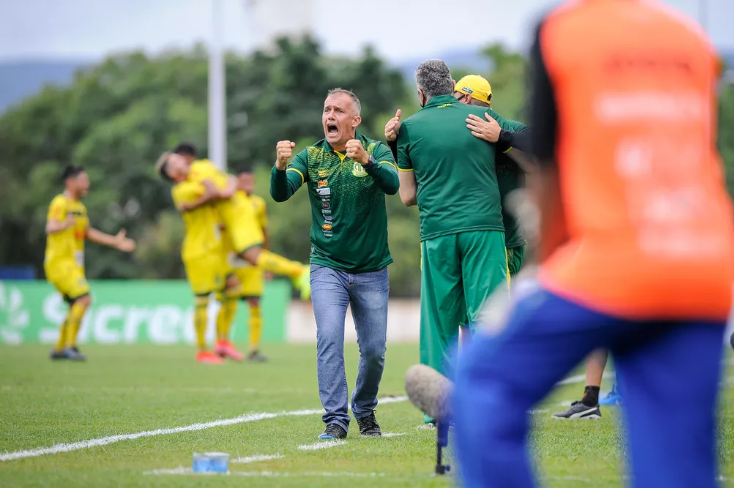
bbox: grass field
[1,344,733,487]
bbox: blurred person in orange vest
[451,1,734,487]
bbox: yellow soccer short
[45,261,90,302]
[234,265,265,298]
[184,252,224,296]
[216,196,264,254]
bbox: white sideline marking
[231,454,284,464]
[381,433,406,437]
[528,409,548,415]
[415,424,435,430]
[0,396,407,462]
[298,440,347,451]
[145,467,385,477]
[556,372,615,386]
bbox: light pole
[208,0,226,171]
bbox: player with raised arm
[45,166,135,361]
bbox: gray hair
[326,88,361,115]
[415,60,453,100]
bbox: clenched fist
[275,141,296,170]
[345,139,369,165]
[384,109,402,142]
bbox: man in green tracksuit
[389,60,530,392]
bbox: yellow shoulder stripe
[398,167,414,172]
[286,168,305,186]
[503,147,513,154]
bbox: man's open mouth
[327,124,338,134]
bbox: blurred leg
[454,287,622,488]
[613,322,724,488]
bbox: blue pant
[310,264,389,431]
[454,285,725,488]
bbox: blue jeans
[454,285,725,488]
[311,264,389,431]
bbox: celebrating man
[45,166,136,361]
[271,88,398,440]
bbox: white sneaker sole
[551,407,601,420]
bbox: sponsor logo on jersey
[322,224,333,231]
[317,188,331,196]
[318,169,328,178]
[322,201,330,208]
[324,216,332,221]
[352,162,368,177]
[318,180,328,188]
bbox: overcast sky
[1,0,732,63]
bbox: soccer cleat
[599,384,623,406]
[196,351,224,364]
[49,349,68,360]
[293,265,311,301]
[247,350,268,362]
[356,412,382,437]
[552,401,601,419]
[64,347,87,362]
[318,423,347,440]
[214,340,245,361]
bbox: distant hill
[0,60,89,113]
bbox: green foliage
[2,38,733,297]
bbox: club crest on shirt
[318,169,328,178]
[352,162,368,177]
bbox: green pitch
[1,344,733,487]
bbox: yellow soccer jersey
[249,194,268,231]
[44,194,89,270]
[172,181,222,261]
[188,161,263,253]
[221,191,268,267]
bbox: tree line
[1,36,733,297]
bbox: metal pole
[208,0,226,171]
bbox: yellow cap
[454,75,492,105]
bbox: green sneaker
[293,265,311,300]
[423,413,436,425]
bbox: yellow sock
[216,298,238,341]
[64,301,86,348]
[55,320,68,350]
[194,296,209,351]
[255,249,303,280]
[248,303,263,351]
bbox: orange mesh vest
[538,0,734,320]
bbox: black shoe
[552,401,601,419]
[318,423,347,440]
[247,350,268,362]
[356,412,382,437]
[49,349,68,360]
[64,347,87,362]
